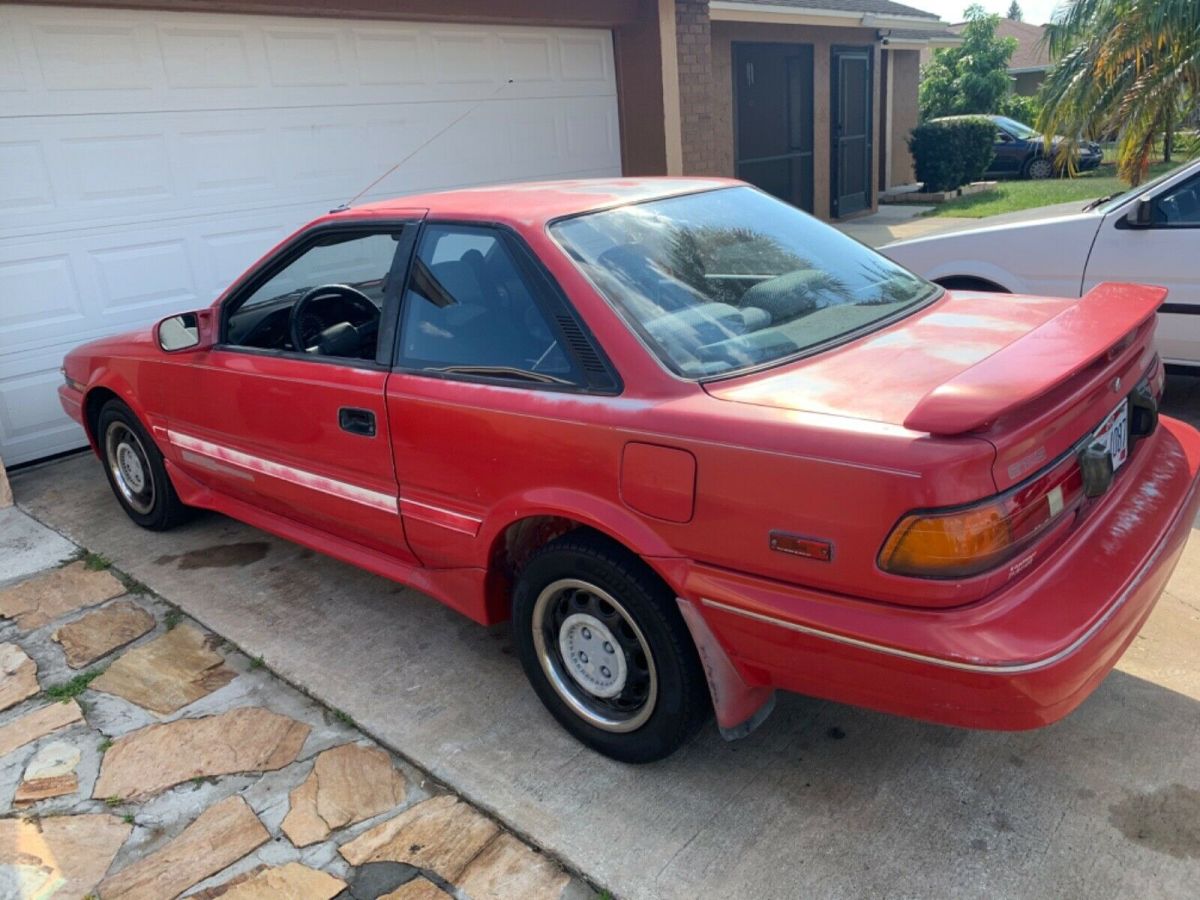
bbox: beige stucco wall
[710,21,881,219]
[888,49,920,186]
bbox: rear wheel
[512,532,710,763]
[98,399,192,530]
[1023,156,1055,180]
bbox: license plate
[1093,397,1130,472]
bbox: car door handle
[338,407,376,437]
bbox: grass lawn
[918,161,1178,218]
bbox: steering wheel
[288,284,380,356]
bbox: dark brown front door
[733,42,814,213]
[831,46,873,218]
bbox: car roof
[345,177,739,225]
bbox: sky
[905,0,1066,26]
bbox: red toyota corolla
[60,179,1200,762]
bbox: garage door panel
[159,26,258,90]
[0,344,88,463]
[353,30,422,86]
[1,4,620,464]
[0,141,55,215]
[3,7,617,117]
[0,255,86,337]
[1,214,293,356]
[198,224,294,292]
[32,20,158,93]
[179,128,275,196]
[560,33,614,81]
[5,94,620,240]
[91,240,199,317]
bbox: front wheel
[512,532,710,763]
[98,399,192,530]
[1023,156,1055,180]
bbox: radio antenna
[334,78,516,212]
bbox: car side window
[1153,174,1200,226]
[224,231,406,362]
[398,225,580,385]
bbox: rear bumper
[684,416,1200,730]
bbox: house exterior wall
[24,0,911,215]
[888,49,920,186]
[710,20,881,219]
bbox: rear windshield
[550,186,937,378]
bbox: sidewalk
[0,504,597,900]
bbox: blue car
[932,114,1104,180]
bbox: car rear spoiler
[904,282,1166,436]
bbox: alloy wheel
[1027,158,1054,180]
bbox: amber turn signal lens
[879,453,1085,579]
[880,506,1011,577]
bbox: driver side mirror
[156,309,214,353]
[1125,197,1154,228]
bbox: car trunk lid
[705,283,1166,491]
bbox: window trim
[391,219,622,395]
[1142,171,1200,230]
[215,218,423,370]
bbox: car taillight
[879,454,1085,579]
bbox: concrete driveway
[11,382,1200,900]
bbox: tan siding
[889,49,920,186]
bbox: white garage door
[0,4,621,465]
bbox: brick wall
[675,0,716,175]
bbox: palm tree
[1038,0,1200,184]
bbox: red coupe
[60,179,1200,762]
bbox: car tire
[1023,157,1055,180]
[512,531,710,763]
[97,398,193,531]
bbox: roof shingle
[948,18,1049,70]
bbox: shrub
[909,117,996,192]
[956,117,998,183]
[999,92,1042,127]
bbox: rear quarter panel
[386,370,1003,611]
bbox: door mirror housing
[1124,197,1154,228]
[155,309,214,352]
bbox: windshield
[550,187,937,378]
[993,116,1038,139]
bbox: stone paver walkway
[0,535,599,900]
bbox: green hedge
[908,118,996,192]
